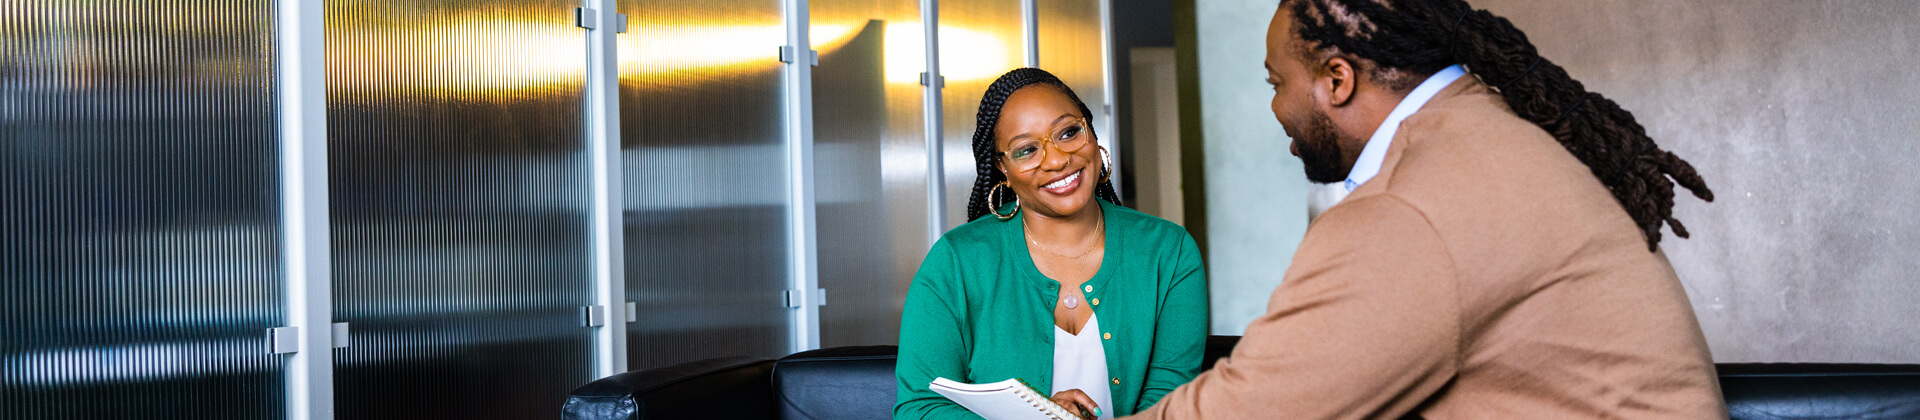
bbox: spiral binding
[1011,378,1081,420]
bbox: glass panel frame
[324,0,598,417]
[809,0,930,348]
[2,1,288,418]
[618,0,795,370]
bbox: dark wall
[1110,0,1177,204]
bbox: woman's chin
[1030,194,1096,219]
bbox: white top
[1342,64,1468,193]
[1307,181,1348,222]
[1052,313,1114,420]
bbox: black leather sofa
[563,336,1920,419]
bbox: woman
[894,68,1208,419]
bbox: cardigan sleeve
[1125,195,1461,420]
[894,239,986,420]
[1134,232,1209,412]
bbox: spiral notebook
[929,377,1084,420]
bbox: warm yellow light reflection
[611,20,1010,85]
[326,15,1014,94]
[620,25,789,79]
[329,17,585,95]
[882,23,1015,84]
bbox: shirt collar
[1342,64,1467,192]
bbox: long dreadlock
[1284,0,1714,250]
[965,68,1123,221]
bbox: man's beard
[1293,109,1352,184]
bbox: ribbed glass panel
[938,0,1025,229]
[619,0,793,369]
[325,0,594,418]
[810,0,929,347]
[1,1,286,418]
[1037,0,1110,160]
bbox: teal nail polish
[1094,407,1103,417]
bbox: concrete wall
[1472,0,1920,363]
[1194,0,1299,335]
[1197,0,1920,362]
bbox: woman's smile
[1040,168,1085,196]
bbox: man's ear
[1320,56,1358,107]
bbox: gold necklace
[1023,217,1105,260]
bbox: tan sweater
[1129,78,1725,419]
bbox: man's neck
[1341,64,1469,191]
[1336,87,1412,163]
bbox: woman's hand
[1049,388,1102,419]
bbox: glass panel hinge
[267,323,350,354]
[574,8,597,29]
[268,327,299,354]
[575,8,624,32]
[780,46,819,66]
[581,305,609,327]
[784,288,826,308]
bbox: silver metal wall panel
[937,0,1025,229]
[324,0,596,417]
[0,1,287,418]
[619,0,795,369]
[809,0,930,347]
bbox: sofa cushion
[565,339,1920,420]
[773,346,900,420]
[1718,363,1920,420]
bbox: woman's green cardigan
[894,199,1209,419]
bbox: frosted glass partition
[619,0,794,369]
[939,0,1027,229]
[810,0,930,347]
[1037,0,1110,165]
[325,0,596,417]
[0,1,287,418]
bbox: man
[1127,0,1723,418]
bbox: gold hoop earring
[1097,145,1113,184]
[988,181,1020,220]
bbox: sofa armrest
[564,356,778,420]
[772,345,900,420]
[1201,335,1240,371]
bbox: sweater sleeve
[1134,232,1209,412]
[1125,195,1461,420]
[894,239,986,420]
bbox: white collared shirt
[1342,64,1467,192]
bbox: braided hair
[1283,0,1714,250]
[965,68,1123,221]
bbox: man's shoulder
[1302,194,1445,258]
[1396,89,1556,164]
[1377,88,1611,223]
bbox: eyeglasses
[997,117,1091,173]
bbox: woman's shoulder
[927,214,1016,258]
[1104,201,1194,245]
